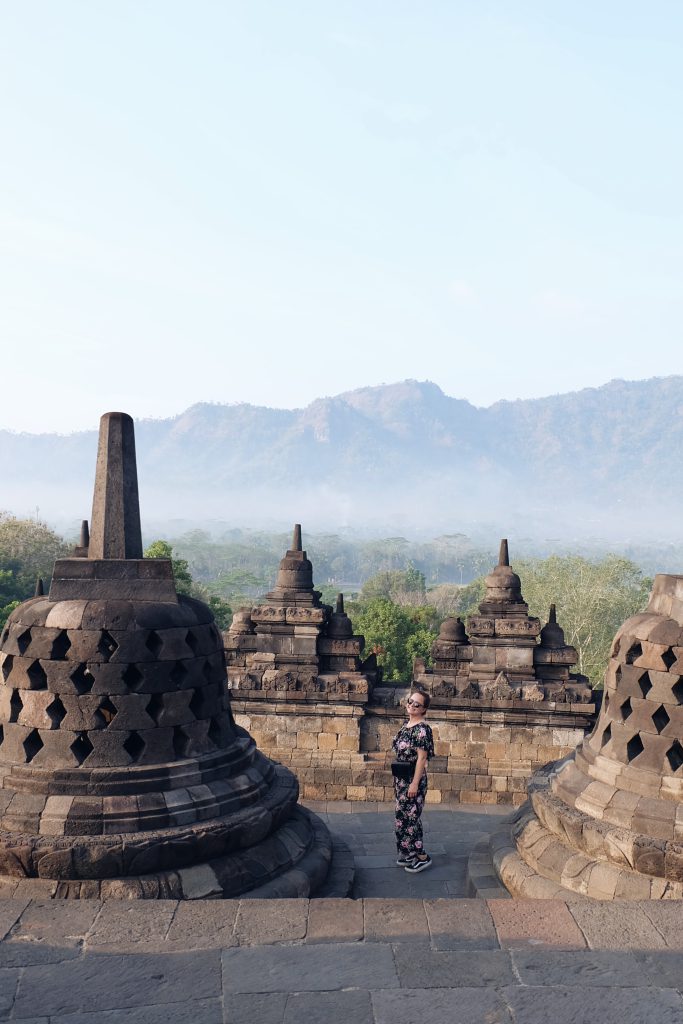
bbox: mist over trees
[0,515,655,687]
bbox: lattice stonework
[496,573,683,900]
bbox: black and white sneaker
[396,855,412,866]
[404,855,432,873]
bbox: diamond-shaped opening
[169,661,188,688]
[626,733,645,762]
[652,705,670,734]
[638,672,652,698]
[145,692,164,725]
[185,630,199,655]
[27,660,48,691]
[70,732,93,765]
[615,665,622,684]
[208,717,222,747]
[601,723,612,748]
[145,630,163,657]
[46,696,67,729]
[666,739,683,773]
[51,631,71,660]
[612,638,621,657]
[172,725,191,759]
[673,678,683,704]
[662,647,677,670]
[97,630,119,662]
[1,655,13,682]
[620,697,633,721]
[94,696,117,728]
[70,663,94,695]
[122,664,144,691]
[123,731,145,762]
[9,690,23,723]
[16,629,31,655]
[23,728,44,763]
[0,626,9,647]
[0,724,4,747]
[189,688,205,719]
[626,642,643,665]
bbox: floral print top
[392,722,435,765]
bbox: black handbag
[391,761,415,781]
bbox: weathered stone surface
[222,942,399,992]
[0,415,335,901]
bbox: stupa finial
[88,412,143,560]
[79,519,90,550]
[549,603,557,624]
[34,578,44,597]
[336,593,344,614]
[292,524,302,552]
[498,539,509,566]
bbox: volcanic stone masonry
[0,412,335,899]
[490,572,683,899]
[226,539,597,805]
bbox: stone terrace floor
[3,803,683,1022]
[309,799,511,898]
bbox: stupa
[0,412,332,898]
[494,572,683,899]
[225,526,375,704]
[415,540,592,704]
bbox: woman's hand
[407,782,419,798]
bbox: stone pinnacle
[336,593,344,614]
[292,524,302,552]
[549,604,557,624]
[34,578,44,597]
[498,539,509,566]
[79,519,90,550]
[88,412,143,560]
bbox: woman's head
[406,687,430,715]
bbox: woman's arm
[407,748,428,798]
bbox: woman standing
[391,686,434,872]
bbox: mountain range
[2,376,682,540]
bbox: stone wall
[232,689,595,807]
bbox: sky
[1,1,682,433]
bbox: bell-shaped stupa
[0,412,332,898]
[495,573,683,899]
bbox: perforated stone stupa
[0,412,332,899]
[494,572,683,899]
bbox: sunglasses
[406,698,425,708]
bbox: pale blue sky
[1,1,682,432]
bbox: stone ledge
[2,897,683,952]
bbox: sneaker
[404,855,432,874]
[396,855,412,866]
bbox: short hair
[409,687,430,710]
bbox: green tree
[514,555,651,686]
[0,514,69,627]
[145,539,232,627]
[349,597,440,681]
[144,539,194,594]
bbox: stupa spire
[79,519,90,550]
[34,578,44,597]
[499,538,509,566]
[292,524,302,552]
[88,412,143,560]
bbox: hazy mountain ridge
[2,376,682,535]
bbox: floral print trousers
[394,774,428,859]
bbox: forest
[0,514,653,689]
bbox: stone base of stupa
[488,756,683,900]
[0,762,336,900]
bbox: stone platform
[2,896,683,1022]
